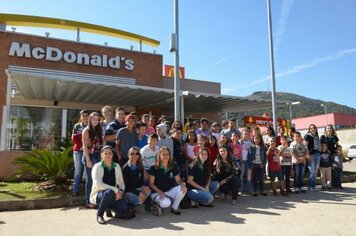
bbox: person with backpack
[90,146,135,225]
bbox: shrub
[12,147,74,183]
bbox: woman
[90,146,130,224]
[187,148,219,207]
[122,147,151,208]
[321,125,339,155]
[100,105,113,144]
[248,134,268,197]
[184,130,197,163]
[148,147,187,216]
[214,145,240,205]
[82,112,102,208]
[304,124,321,191]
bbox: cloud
[232,47,356,90]
[274,0,295,52]
[192,54,237,78]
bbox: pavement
[1,181,356,236]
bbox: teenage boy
[141,133,160,182]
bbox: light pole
[321,104,328,126]
[287,101,300,127]
[267,0,277,132]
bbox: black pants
[219,174,240,200]
[281,165,292,191]
[252,164,265,192]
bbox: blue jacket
[248,145,267,168]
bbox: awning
[6,66,274,113]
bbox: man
[105,107,126,163]
[115,114,138,167]
[196,117,211,137]
[221,118,241,141]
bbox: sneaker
[171,208,181,215]
[273,191,278,196]
[260,192,268,196]
[96,215,106,225]
[231,199,237,205]
[339,186,344,190]
[191,200,198,208]
[252,192,258,197]
[220,193,226,199]
[152,204,163,216]
[327,187,332,191]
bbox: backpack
[115,198,136,220]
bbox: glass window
[8,106,62,150]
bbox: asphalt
[1,181,356,236]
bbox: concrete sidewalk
[1,182,356,236]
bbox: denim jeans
[307,152,320,190]
[332,168,343,188]
[82,152,100,205]
[293,163,305,191]
[96,189,129,217]
[252,164,265,193]
[239,160,253,193]
[186,181,219,204]
[281,165,292,191]
[73,151,84,194]
[125,187,150,206]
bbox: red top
[267,148,281,171]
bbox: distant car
[347,145,356,160]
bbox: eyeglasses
[130,152,139,156]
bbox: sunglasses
[130,152,139,156]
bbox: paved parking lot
[1,180,356,236]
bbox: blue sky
[2,0,356,109]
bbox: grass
[0,182,70,201]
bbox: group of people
[71,106,344,225]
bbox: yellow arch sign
[0,13,160,47]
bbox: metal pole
[288,103,292,127]
[173,0,181,122]
[267,0,277,132]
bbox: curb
[0,195,85,212]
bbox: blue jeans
[82,152,100,205]
[281,165,292,191]
[252,164,265,193]
[307,152,320,190]
[293,163,305,191]
[73,151,84,194]
[239,160,253,193]
[187,181,219,204]
[96,189,129,217]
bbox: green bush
[12,147,74,182]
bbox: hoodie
[156,123,174,158]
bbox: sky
[2,0,356,109]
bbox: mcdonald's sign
[164,65,185,79]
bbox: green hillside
[223,91,356,125]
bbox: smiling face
[218,146,228,159]
[198,149,209,163]
[90,114,100,127]
[159,148,170,166]
[101,146,113,164]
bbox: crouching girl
[187,148,219,207]
[148,147,187,215]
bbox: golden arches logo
[164,65,185,78]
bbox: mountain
[224,91,356,125]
